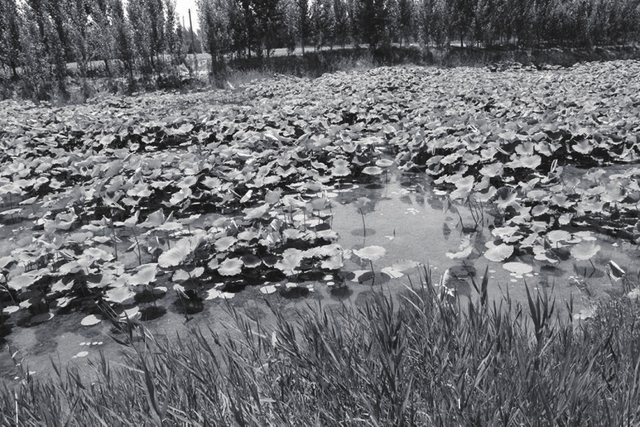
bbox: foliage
[2,0,640,100]
[4,272,640,425]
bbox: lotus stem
[131,227,142,265]
[369,260,375,286]
[359,209,366,237]
[589,259,597,278]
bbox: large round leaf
[353,246,386,262]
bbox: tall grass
[2,269,640,426]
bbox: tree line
[198,0,640,58]
[1,0,640,99]
[0,0,192,98]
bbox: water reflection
[330,170,639,308]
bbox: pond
[3,61,640,382]
[2,167,636,381]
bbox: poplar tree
[295,0,310,53]
[0,0,22,79]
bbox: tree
[294,0,310,53]
[281,0,299,53]
[311,0,334,50]
[254,0,284,57]
[87,0,115,76]
[420,0,447,46]
[355,0,389,48]
[147,0,166,65]
[396,0,414,45]
[333,0,350,47]
[198,0,231,80]
[507,0,531,47]
[164,0,185,65]
[111,0,135,83]
[0,0,22,79]
[225,0,248,58]
[23,0,68,95]
[65,0,92,81]
[446,0,475,47]
[127,0,165,72]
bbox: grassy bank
[2,270,640,426]
[228,44,640,78]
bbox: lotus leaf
[105,286,135,304]
[484,243,514,262]
[353,246,386,261]
[570,242,601,261]
[218,258,244,276]
[81,314,101,326]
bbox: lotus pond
[2,61,640,379]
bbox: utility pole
[189,9,198,72]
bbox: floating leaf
[140,208,167,228]
[104,286,135,304]
[218,258,244,276]
[492,226,520,243]
[570,241,601,261]
[484,243,514,262]
[240,190,253,203]
[50,279,74,293]
[547,230,572,244]
[446,236,473,259]
[503,262,533,275]
[265,189,283,204]
[122,211,140,228]
[81,314,101,326]
[572,140,593,154]
[158,238,193,268]
[450,175,475,201]
[205,289,235,300]
[4,306,20,314]
[353,246,386,261]
[275,248,304,275]
[84,247,114,262]
[169,187,192,205]
[381,266,404,279]
[362,166,383,176]
[376,159,394,168]
[260,285,278,295]
[244,203,271,220]
[479,162,503,178]
[173,269,190,282]
[8,272,40,291]
[321,254,343,270]
[177,176,198,188]
[215,236,237,252]
[391,259,421,272]
[242,254,262,268]
[494,187,517,209]
[120,307,140,321]
[129,263,157,286]
[332,159,351,176]
[520,155,542,169]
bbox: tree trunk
[11,62,19,81]
[104,59,112,77]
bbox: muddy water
[2,171,637,382]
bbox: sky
[174,0,200,31]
